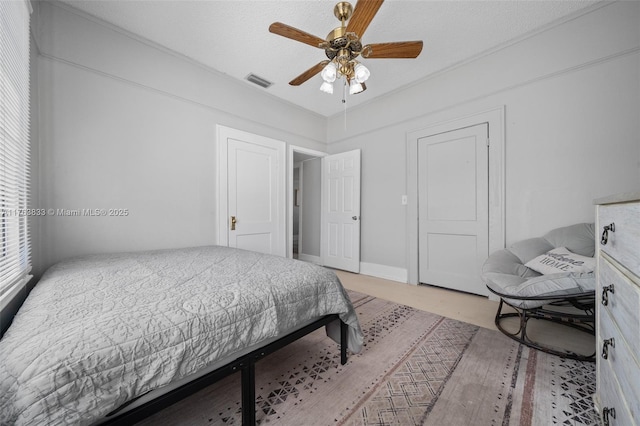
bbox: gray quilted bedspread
[0,246,363,425]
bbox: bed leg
[241,362,256,425]
[340,320,348,365]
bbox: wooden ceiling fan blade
[362,41,423,58]
[346,0,384,38]
[289,60,330,86]
[269,22,325,48]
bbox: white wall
[33,2,327,275]
[33,1,640,282]
[327,1,640,274]
[300,158,322,258]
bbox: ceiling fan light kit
[320,81,334,94]
[321,61,338,83]
[349,79,364,95]
[269,0,423,102]
[353,63,370,83]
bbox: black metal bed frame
[487,287,596,362]
[101,314,348,425]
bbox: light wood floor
[336,270,500,330]
[336,270,595,357]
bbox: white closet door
[218,125,286,257]
[418,124,489,295]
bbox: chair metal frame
[487,287,596,362]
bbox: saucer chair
[481,223,596,361]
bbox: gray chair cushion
[508,237,554,265]
[484,271,595,309]
[543,223,596,257]
[482,223,596,309]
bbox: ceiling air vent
[245,73,273,89]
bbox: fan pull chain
[343,79,347,130]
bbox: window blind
[0,0,32,301]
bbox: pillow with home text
[524,247,595,275]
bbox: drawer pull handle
[602,337,615,359]
[602,406,616,426]
[601,284,615,306]
[601,223,615,245]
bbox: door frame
[216,124,286,255]
[287,145,327,259]
[406,107,505,295]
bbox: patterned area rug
[138,291,598,425]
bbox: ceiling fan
[269,0,423,96]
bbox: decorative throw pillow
[524,247,595,275]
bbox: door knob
[352,216,358,220]
[230,216,236,231]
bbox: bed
[0,245,363,425]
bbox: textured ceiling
[57,0,603,117]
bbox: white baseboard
[298,253,321,264]
[359,262,408,283]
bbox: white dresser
[594,192,640,426]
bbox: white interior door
[321,150,361,272]
[217,126,285,257]
[418,124,489,295]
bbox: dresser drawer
[598,202,640,277]
[597,358,637,426]
[598,306,640,421]
[599,255,640,359]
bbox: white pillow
[524,247,595,275]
